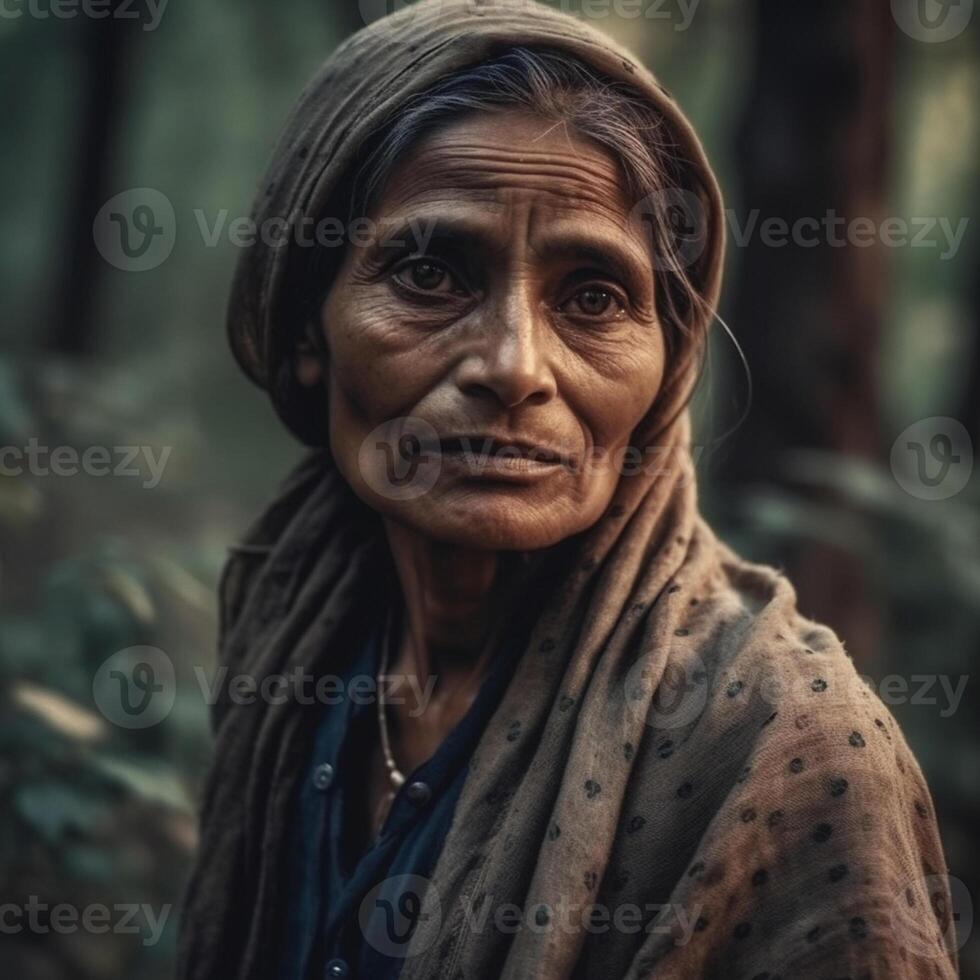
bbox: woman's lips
[424,435,566,481]
[440,435,562,460]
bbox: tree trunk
[724,0,895,664]
[47,1,133,354]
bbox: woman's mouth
[430,435,565,481]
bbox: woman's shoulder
[683,521,877,731]
[660,520,944,874]
[629,527,957,976]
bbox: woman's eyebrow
[369,213,501,257]
[537,233,652,291]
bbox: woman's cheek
[571,348,666,454]
[330,282,465,358]
[325,308,437,429]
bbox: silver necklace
[375,601,497,824]
[377,605,406,792]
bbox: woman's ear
[294,322,325,387]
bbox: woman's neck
[382,517,520,687]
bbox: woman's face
[308,109,666,551]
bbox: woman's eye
[392,259,459,294]
[562,286,624,319]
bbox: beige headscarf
[177,2,957,978]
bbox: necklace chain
[377,605,406,791]
[376,600,499,796]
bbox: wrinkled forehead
[377,111,631,205]
[365,110,650,265]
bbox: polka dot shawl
[177,417,956,979]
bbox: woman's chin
[393,493,590,552]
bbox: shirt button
[405,780,432,806]
[312,763,335,791]
[325,959,349,978]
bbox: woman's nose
[454,288,558,409]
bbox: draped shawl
[177,2,957,978]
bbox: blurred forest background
[1,0,977,977]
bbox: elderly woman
[177,2,956,979]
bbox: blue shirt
[281,606,526,980]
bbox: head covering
[178,3,956,979]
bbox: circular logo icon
[92,646,175,729]
[358,0,412,26]
[891,0,973,42]
[358,874,441,958]
[629,187,708,273]
[358,0,451,31]
[625,651,709,730]
[359,416,441,501]
[890,417,972,500]
[890,873,972,959]
[753,663,791,709]
[93,188,176,271]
